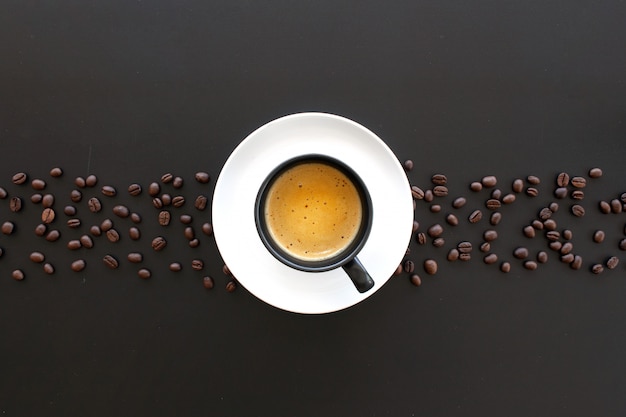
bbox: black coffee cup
[255,155,375,293]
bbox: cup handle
[342,257,375,293]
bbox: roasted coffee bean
[71,259,86,272]
[457,241,473,253]
[2,221,15,235]
[447,248,460,261]
[80,234,94,249]
[549,202,559,213]
[189,259,204,271]
[523,225,536,238]
[35,223,47,236]
[42,208,56,224]
[562,229,573,240]
[184,227,195,240]
[589,167,603,178]
[0,186,7,199]
[127,252,143,263]
[64,205,76,216]
[161,173,173,184]
[424,259,438,275]
[431,174,447,186]
[37,193,52,208]
[571,190,584,200]
[483,230,498,242]
[424,189,434,202]
[45,229,60,242]
[155,210,170,227]
[543,219,557,231]
[621,193,626,204]
[489,212,502,226]
[526,187,539,197]
[90,225,102,236]
[500,262,511,273]
[151,236,167,251]
[470,182,483,192]
[180,214,193,224]
[403,160,414,171]
[87,197,102,213]
[67,240,82,250]
[432,186,448,197]
[514,247,529,259]
[593,230,605,243]
[9,196,22,212]
[416,232,427,245]
[412,221,419,232]
[101,185,117,197]
[571,204,585,217]
[49,167,63,177]
[591,264,604,274]
[484,253,498,264]
[554,187,568,199]
[537,251,548,263]
[527,175,541,185]
[452,197,467,209]
[43,263,55,274]
[485,199,501,210]
[12,172,28,185]
[202,276,215,289]
[172,176,184,189]
[127,227,140,240]
[556,172,570,187]
[539,207,552,220]
[113,205,130,218]
[85,175,98,187]
[403,260,415,273]
[148,182,160,197]
[459,253,471,261]
[599,201,611,213]
[70,189,82,203]
[491,188,502,200]
[102,255,119,269]
[29,252,45,263]
[31,179,46,190]
[446,214,459,226]
[130,212,141,224]
[172,195,185,208]
[194,195,208,210]
[100,218,113,232]
[188,238,200,248]
[128,183,142,196]
[481,175,497,187]
[430,204,441,214]
[512,178,524,193]
[432,237,445,248]
[138,268,151,279]
[169,262,183,272]
[619,239,626,251]
[560,242,574,255]
[152,198,163,209]
[546,230,560,241]
[226,280,237,292]
[561,253,575,264]
[523,260,538,270]
[427,224,443,238]
[479,242,491,253]
[411,185,424,200]
[571,177,586,188]
[67,218,81,228]
[106,229,120,242]
[606,256,619,270]
[74,177,86,188]
[161,194,172,206]
[12,269,25,281]
[195,172,210,183]
[571,255,583,270]
[501,193,516,204]
[611,199,622,213]
[468,209,483,223]
[531,220,544,230]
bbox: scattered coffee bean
[74,177,86,188]
[427,224,443,238]
[12,172,28,185]
[128,183,142,196]
[155,210,171,227]
[537,251,548,263]
[152,198,163,209]
[194,195,208,210]
[484,253,498,264]
[523,225,536,238]
[9,196,23,212]
[621,193,626,204]
[470,182,483,192]
[0,187,6,199]
[80,234,94,249]
[169,262,183,272]
[85,175,98,187]
[403,160,414,172]
[543,219,557,231]
[106,229,120,242]
[161,173,173,184]
[161,194,171,206]
[571,177,586,188]
[459,253,471,261]
[593,230,605,243]
[556,172,570,187]
[514,247,529,259]
[432,186,448,197]
[49,167,63,177]
[411,185,424,200]
[67,218,81,228]
[225,280,237,292]
[172,195,185,208]
[457,241,473,253]
[67,240,82,250]
[483,230,498,242]
[589,167,603,178]
[560,242,574,255]
[591,264,604,274]
[599,201,611,213]
[500,262,511,273]
[546,231,560,241]
[148,182,160,197]
[571,204,585,217]
[416,232,427,245]
[446,214,459,226]
[12,269,25,281]
[412,221,420,232]
[151,236,167,251]
[485,199,501,210]
[523,260,538,270]
[90,225,102,236]
[87,197,102,213]
[539,207,552,220]
[562,229,573,240]
[113,205,130,218]
[101,185,117,197]
[606,256,619,269]
[202,276,215,289]
[100,218,113,232]
[403,260,415,273]
[431,174,447,186]
[480,242,491,253]
[127,253,143,263]
[35,223,47,236]
[29,251,45,263]
[432,237,445,248]
[481,175,497,187]
[70,189,82,202]
[571,190,584,200]
[30,194,42,205]
[571,255,583,270]
[491,188,502,200]
[561,253,575,264]
[180,214,193,224]
[102,254,119,269]
[188,238,200,248]
[138,268,151,279]
[184,227,195,240]
[195,171,211,183]
[549,202,559,213]
[619,239,626,251]
[447,248,460,261]
[31,179,46,190]
[549,240,563,251]
[554,187,568,199]
[2,221,15,235]
[512,179,524,193]
[45,229,61,242]
[611,199,622,213]
[526,187,539,197]
[531,220,544,230]
[129,227,141,240]
[424,189,434,202]
[424,259,438,275]
[41,208,56,224]
[393,264,404,276]
[71,259,86,272]
[452,197,466,209]
[64,205,76,216]
[130,213,142,224]
[489,212,502,226]
[172,176,184,188]
[501,193,516,204]
[469,209,483,223]
[527,175,540,185]
[43,263,55,275]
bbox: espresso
[263,161,363,262]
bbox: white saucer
[212,113,413,314]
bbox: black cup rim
[255,154,373,273]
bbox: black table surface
[2,1,626,416]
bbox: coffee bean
[554,187,568,199]
[106,229,120,243]
[571,177,586,188]
[546,231,560,241]
[148,182,160,197]
[489,212,502,226]
[410,185,424,200]
[539,207,552,220]
[500,262,511,273]
[100,218,113,232]
[103,255,119,269]
[571,190,584,200]
[501,193,516,204]
[403,260,415,273]
[9,196,22,212]
[12,269,25,281]
[49,167,63,177]
[512,179,524,193]
[0,186,7,199]
[483,230,498,242]
[152,198,163,209]
[222,265,232,276]
[549,240,563,251]
[2,221,15,235]
[457,241,473,253]
[138,268,151,279]
[71,259,86,272]
[90,225,102,236]
[129,227,141,240]
[549,202,559,212]
[403,160,414,172]
[432,186,448,197]
[424,189,434,202]
[67,218,81,228]
[225,280,237,292]
[468,209,483,223]
[202,276,215,289]
[172,176,184,189]
[447,248,460,261]
[74,177,86,188]
[180,214,193,224]
[491,188,502,200]
[556,172,570,187]
[526,187,539,197]
[161,194,171,206]
[80,234,94,249]
[619,239,626,251]
[127,252,143,263]
[530,220,543,230]
[35,223,47,236]
[571,255,583,270]
[523,225,536,238]
[560,242,574,255]
[481,175,497,187]
[130,213,141,224]
[514,247,529,259]
[29,251,45,263]
[562,229,573,240]
[151,236,167,251]
[172,195,185,208]
[593,230,605,243]
[523,260,538,270]
[427,224,443,238]
[86,197,101,213]
[424,259,438,275]
[128,183,142,196]
[480,242,491,253]
[195,172,211,184]
[561,253,575,264]
[606,256,619,269]
[416,232,427,245]
[31,192,43,204]
[184,227,195,240]
[543,219,557,231]
[161,173,173,184]
[12,172,28,185]
[429,204,441,214]
[42,208,56,224]
[470,182,483,192]
[43,263,55,274]
[484,253,498,264]
[432,237,445,248]
[67,240,82,250]
[111,205,129,218]
[459,253,471,261]
[537,251,548,263]
[591,264,604,274]
[169,262,183,272]
[45,229,60,242]
[485,199,501,210]
[194,195,208,211]
[188,238,200,248]
[446,214,459,226]
[588,167,603,178]
[611,199,622,213]
[452,197,467,209]
[431,174,447,186]
[70,189,82,203]
[101,185,116,197]
[598,200,611,213]
[527,175,540,185]
[31,178,46,190]
[621,193,626,204]
[571,204,585,217]
[64,205,76,216]
[85,175,98,187]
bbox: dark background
[1,1,626,416]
